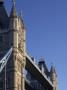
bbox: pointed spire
[50,65,57,90]
[50,64,57,83]
[20,11,22,17]
[50,65,56,74]
[10,0,17,17]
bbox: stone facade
[0,1,26,90]
[0,1,57,90]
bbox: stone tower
[50,65,57,90]
[0,0,26,90]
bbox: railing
[26,52,53,87]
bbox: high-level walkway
[0,48,54,90]
[25,52,54,90]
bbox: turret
[10,0,17,18]
[8,1,26,90]
[38,58,48,76]
[9,0,18,49]
[9,0,26,52]
[50,65,57,90]
[0,1,26,90]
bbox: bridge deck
[25,53,53,90]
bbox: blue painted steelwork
[0,47,12,73]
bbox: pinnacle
[10,0,17,17]
[50,65,56,74]
[12,0,16,6]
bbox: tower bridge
[0,0,57,90]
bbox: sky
[4,0,67,90]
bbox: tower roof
[38,58,45,64]
[50,65,56,74]
[0,0,3,5]
[10,0,17,17]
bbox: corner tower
[50,65,57,90]
[8,0,26,90]
[0,0,26,90]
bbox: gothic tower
[50,65,57,90]
[0,0,26,90]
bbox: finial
[51,62,54,67]
[19,10,23,18]
[10,0,17,17]
[50,64,56,74]
[20,11,22,17]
